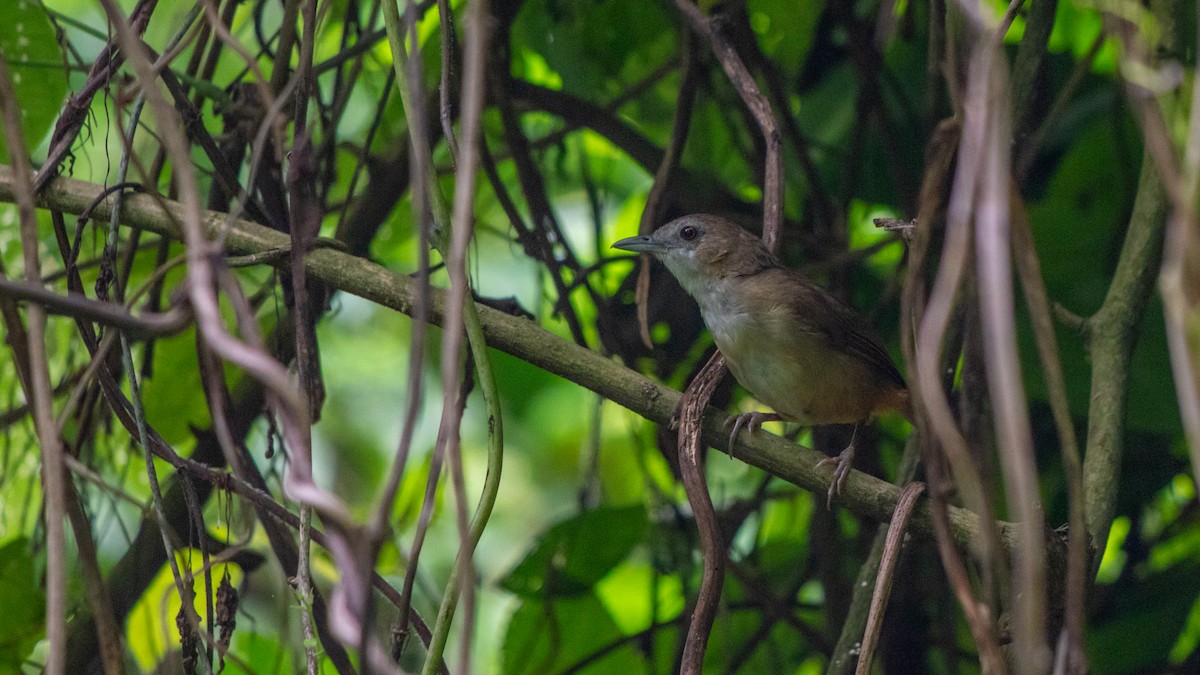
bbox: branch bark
[0,166,1057,561]
[1081,149,1168,555]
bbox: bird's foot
[724,411,784,458]
[815,443,856,509]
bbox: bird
[612,214,912,506]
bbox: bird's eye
[680,225,698,241]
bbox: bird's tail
[875,387,915,424]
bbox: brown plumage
[613,214,910,504]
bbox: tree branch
[0,166,1057,559]
[1081,149,1168,555]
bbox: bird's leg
[724,411,785,457]
[816,424,859,508]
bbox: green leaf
[747,0,825,74]
[501,505,648,598]
[501,593,644,675]
[1087,562,1200,673]
[0,539,45,673]
[512,0,674,98]
[0,0,67,163]
[139,326,211,446]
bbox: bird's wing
[770,268,907,391]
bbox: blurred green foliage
[0,0,1196,672]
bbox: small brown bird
[613,214,912,505]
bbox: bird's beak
[611,235,663,253]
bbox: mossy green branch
[1082,152,1168,555]
[0,165,1045,560]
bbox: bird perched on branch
[613,214,912,506]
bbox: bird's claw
[724,412,783,458]
[816,444,857,509]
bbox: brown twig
[827,435,923,675]
[507,78,795,226]
[428,0,493,670]
[391,365,468,669]
[501,58,678,161]
[673,1,782,250]
[1015,32,1105,182]
[668,2,786,670]
[855,482,926,675]
[437,0,460,162]
[969,42,1050,674]
[1164,123,1200,515]
[0,277,192,339]
[925,0,947,132]
[34,0,158,191]
[675,352,730,673]
[635,35,698,348]
[285,1,323,671]
[489,53,592,346]
[97,4,365,672]
[1010,0,1055,146]
[726,5,835,227]
[1010,185,1088,672]
[910,104,1011,670]
[58,318,357,673]
[62,479,124,675]
[377,0,436,660]
[0,51,70,675]
[726,555,831,662]
[928,471,1008,672]
[157,58,279,229]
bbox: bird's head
[611,214,778,296]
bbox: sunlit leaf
[502,505,647,598]
[501,592,643,675]
[0,0,66,163]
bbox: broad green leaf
[0,539,44,673]
[126,551,243,672]
[501,505,647,597]
[595,562,685,633]
[1087,562,1200,673]
[138,326,211,446]
[501,592,643,675]
[512,0,674,98]
[0,0,67,163]
[748,0,825,74]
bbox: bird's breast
[700,297,884,425]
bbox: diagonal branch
[1080,150,1168,555]
[0,166,1062,562]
